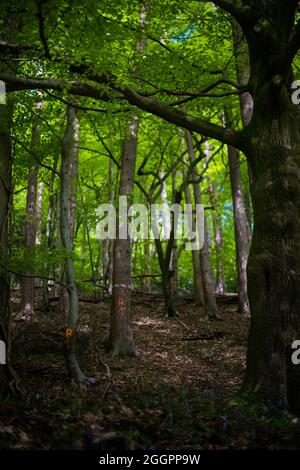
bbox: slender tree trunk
[185,131,218,319]
[20,158,38,316]
[151,188,181,317]
[68,112,79,241]
[184,180,204,306]
[206,143,225,295]
[143,240,152,294]
[227,144,251,315]
[59,108,79,316]
[35,182,43,246]
[60,105,85,382]
[207,181,225,295]
[108,115,138,356]
[43,155,58,310]
[103,158,115,294]
[224,19,253,315]
[171,170,178,294]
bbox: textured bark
[20,159,38,316]
[0,99,13,396]
[68,112,79,241]
[206,143,225,295]
[227,144,251,315]
[238,0,300,410]
[61,105,85,382]
[35,182,43,246]
[151,170,180,316]
[208,181,225,295]
[184,171,204,306]
[43,155,58,311]
[103,158,114,294]
[186,131,218,319]
[171,170,178,294]
[108,115,138,356]
[226,19,253,315]
[232,20,253,129]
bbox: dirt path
[1,294,298,449]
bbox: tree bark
[103,158,115,294]
[0,98,14,396]
[227,144,251,315]
[185,131,219,319]
[61,105,86,382]
[20,158,38,317]
[225,19,253,315]
[43,154,58,310]
[108,115,138,356]
[184,170,205,306]
[35,182,43,246]
[68,112,79,241]
[238,0,300,410]
[206,143,225,295]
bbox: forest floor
[1,290,300,450]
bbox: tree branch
[0,263,68,290]
[0,73,113,101]
[35,0,51,59]
[0,72,243,149]
[208,0,251,22]
[122,87,241,148]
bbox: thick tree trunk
[243,107,300,408]
[241,0,300,409]
[227,145,251,315]
[61,105,86,382]
[108,115,138,356]
[185,131,218,319]
[20,160,38,316]
[0,99,14,396]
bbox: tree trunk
[206,143,225,295]
[20,157,38,317]
[185,131,218,319]
[184,171,205,306]
[61,105,86,382]
[0,98,14,396]
[35,182,43,246]
[143,241,152,294]
[103,158,115,294]
[208,181,225,295]
[227,144,251,315]
[226,19,253,315]
[43,155,58,311]
[108,115,138,356]
[240,1,300,409]
[68,112,79,241]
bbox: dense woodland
[1,0,300,451]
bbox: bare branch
[0,263,68,290]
